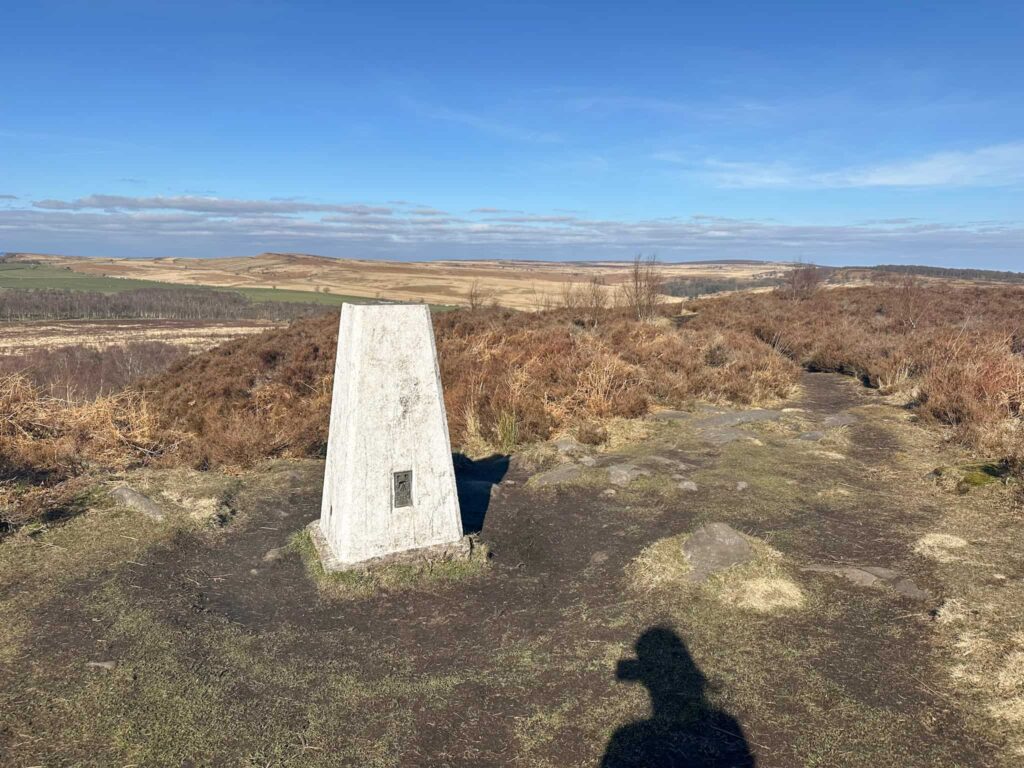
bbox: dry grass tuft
[719,577,805,613]
[0,373,177,531]
[914,533,969,563]
[628,530,803,614]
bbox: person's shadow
[601,627,755,768]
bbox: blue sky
[2,1,1023,268]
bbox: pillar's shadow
[453,453,509,534]
[602,626,755,768]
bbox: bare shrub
[559,281,581,310]
[0,342,184,400]
[618,254,664,321]
[784,262,824,298]
[466,279,493,310]
[0,373,174,530]
[581,276,609,326]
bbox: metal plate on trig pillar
[393,470,413,508]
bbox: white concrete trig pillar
[309,303,468,570]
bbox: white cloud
[3,192,1022,264]
[665,142,1024,189]
[407,100,562,144]
[32,195,394,216]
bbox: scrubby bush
[138,305,798,466]
[5,281,1022,532]
[692,283,1024,466]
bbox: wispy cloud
[667,142,1024,189]
[0,194,18,200]
[31,195,394,216]
[3,192,1021,264]
[409,101,561,144]
[569,95,776,123]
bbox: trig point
[309,303,469,570]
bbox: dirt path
[1,373,1018,767]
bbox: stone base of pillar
[306,520,475,573]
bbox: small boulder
[607,464,650,486]
[682,523,756,582]
[553,437,587,457]
[262,547,287,563]
[802,564,933,601]
[86,660,117,672]
[735,481,749,491]
[532,463,587,487]
[110,486,165,521]
[823,413,857,428]
[678,480,698,492]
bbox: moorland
[0,257,1021,766]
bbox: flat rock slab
[647,409,693,421]
[823,413,858,428]
[802,564,932,601]
[531,463,588,487]
[642,455,696,472]
[682,522,755,582]
[692,409,785,444]
[552,437,588,457]
[109,486,165,521]
[607,463,651,486]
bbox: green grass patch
[0,262,192,293]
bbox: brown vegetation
[0,374,171,530]
[0,286,324,321]
[2,280,1021,533]
[0,342,184,400]
[690,282,1024,462]
[130,304,797,467]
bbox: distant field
[0,263,181,293]
[5,253,794,310]
[0,319,280,353]
[0,262,375,306]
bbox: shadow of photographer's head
[616,626,709,712]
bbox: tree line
[0,287,328,322]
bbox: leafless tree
[894,273,926,332]
[466,279,493,310]
[560,281,581,310]
[530,284,556,312]
[619,254,664,321]
[785,261,823,298]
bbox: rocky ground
[1,373,1021,767]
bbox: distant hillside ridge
[871,264,1024,283]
